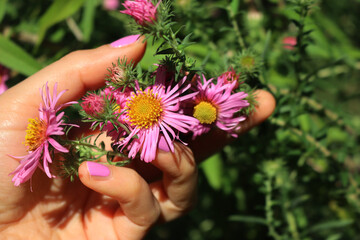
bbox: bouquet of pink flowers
[10,0,258,187]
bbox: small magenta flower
[120,0,160,26]
[283,36,297,50]
[116,78,198,163]
[103,0,119,10]
[81,93,106,117]
[191,76,249,138]
[10,83,76,186]
[0,65,9,95]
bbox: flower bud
[103,0,119,10]
[120,0,160,26]
[218,68,241,88]
[282,36,297,50]
[81,93,106,117]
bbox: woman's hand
[0,35,275,239]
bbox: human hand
[0,35,275,239]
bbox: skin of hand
[0,38,275,239]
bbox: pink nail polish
[110,34,141,48]
[87,162,111,177]
[158,135,171,152]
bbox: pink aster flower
[116,78,198,162]
[283,36,297,50]
[0,65,10,95]
[103,0,119,10]
[120,0,160,26]
[10,83,76,186]
[191,76,249,139]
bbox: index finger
[0,36,146,116]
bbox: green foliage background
[1,0,360,239]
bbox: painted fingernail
[158,135,171,152]
[110,34,141,48]
[87,162,111,178]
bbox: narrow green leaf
[230,0,240,16]
[182,33,193,44]
[326,234,342,240]
[0,0,8,23]
[0,35,42,76]
[80,0,98,42]
[305,220,353,234]
[37,0,86,45]
[156,48,175,55]
[229,215,267,225]
[261,30,272,61]
[201,153,223,190]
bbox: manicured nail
[87,162,111,178]
[110,34,141,48]
[158,135,171,152]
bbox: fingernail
[87,162,111,178]
[158,135,171,152]
[110,34,141,48]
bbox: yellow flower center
[193,101,217,124]
[24,118,47,151]
[126,90,163,129]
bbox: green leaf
[156,48,175,55]
[297,114,312,132]
[305,220,353,235]
[37,0,86,45]
[261,30,272,61]
[0,35,42,76]
[326,234,342,240]
[80,0,98,42]
[228,215,267,225]
[0,0,8,24]
[201,153,223,190]
[230,0,240,16]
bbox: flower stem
[227,5,246,50]
[265,178,282,240]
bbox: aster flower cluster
[79,62,250,164]
[9,0,260,186]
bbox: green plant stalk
[265,178,283,240]
[158,27,185,61]
[280,173,301,240]
[66,17,84,41]
[293,2,312,95]
[227,5,246,50]
[73,141,108,158]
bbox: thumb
[0,34,146,110]
[78,161,160,240]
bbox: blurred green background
[1,0,359,239]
